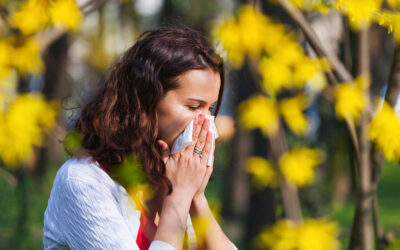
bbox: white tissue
[170,115,219,166]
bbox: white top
[43,157,238,250]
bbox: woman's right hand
[157,113,212,199]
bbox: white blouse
[43,157,237,250]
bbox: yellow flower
[337,0,383,30]
[260,56,292,95]
[11,38,44,75]
[387,0,400,10]
[0,93,58,167]
[279,148,323,187]
[297,218,341,250]
[375,11,400,42]
[335,75,369,121]
[9,0,50,35]
[0,40,13,78]
[191,215,211,247]
[238,95,280,137]
[292,57,320,88]
[254,218,340,250]
[247,157,278,189]
[128,183,154,211]
[211,17,244,68]
[262,23,292,54]
[369,101,400,161]
[50,0,82,31]
[237,6,270,57]
[254,220,298,250]
[270,42,304,67]
[280,95,309,136]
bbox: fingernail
[199,113,204,120]
[193,117,197,124]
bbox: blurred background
[1,0,400,249]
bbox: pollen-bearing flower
[279,148,324,187]
[280,95,309,136]
[297,218,341,250]
[238,95,280,137]
[50,0,83,31]
[247,157,278,189]
[11,38,44,75]
[337,0,383,30]
[9,0,50,35]
[254,218,340,250]
[260,56,292,95]
[369,100,400,161]
[335,75,369,122]
[375,11,400,42]
[254,219,298,250]
[211,18,244,68]
[0,93,58,167]
[387,0,400,10]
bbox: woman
[43,26,238,250]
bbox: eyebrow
[187,98,218,105]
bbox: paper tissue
[170,115,219,166]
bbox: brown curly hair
[72,26,224,194]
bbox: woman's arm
[152,190,192,249]
[190,195,237,250]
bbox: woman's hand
[191,115,215,201]
[157,113,213,200]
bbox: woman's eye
[188,106,199,110]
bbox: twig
[277,0,353,82]
[276,0,361,175]
[0,167,18,187]
[351,26,373,250]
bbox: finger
[200,131,213,166]
[194,118,210,154]
[207,132,216,168]
[186,114,204,153]
[157,139,170,162]
[191,114,203,146]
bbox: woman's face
[156,69,221,148]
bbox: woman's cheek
[170,110,195,143]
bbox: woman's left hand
[191,117,216,201]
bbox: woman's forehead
[174,69,220,101]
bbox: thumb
[157,139,170,162]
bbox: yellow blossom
[128,183,154,211]
[270,42,304,67]
[375,11,400,42]
[260,57,292,95]
[212,18,244,68]
[387,0,400,10]
[293,57,320,88]
[238,95,280,137]
[262,24,292,54]
[254,220,298,250]
[297,218,341,250]
[191,215,211,247]
[279,148,323,187]
[337,0,383,30]
[369,101,400,161]
[0,93,58,167]
[280,95,309,136]
[11,38,44,75]
[254,218,340,250]
[0,40,13,78]
[9,0,50,35]
[335,74,369,121]
[50,0,82,31]
[247,157,278,189]
[237,6,270,56]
